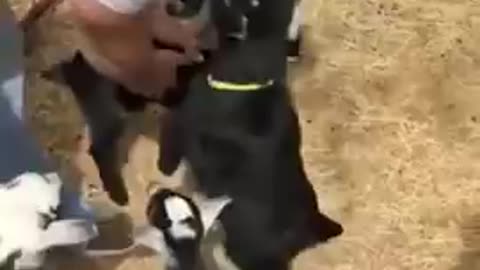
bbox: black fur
[41,51,205,205]
[159,1,343,269]
[167,41,343,270]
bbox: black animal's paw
[98,171,130,206]
[107,188,129,206]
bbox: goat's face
[4,175,61,231]
[146,189,204,270]
[147,189,204,242]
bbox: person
[68,0,205,100]
[0,0,96,269]
[1,0,205,267]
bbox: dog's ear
[72,51,84,62]
[158,111,185,176]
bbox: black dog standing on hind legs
[158,1,344,270]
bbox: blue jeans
[0,1,94,223]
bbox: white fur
[191,194,231,235]
[0,172,62,264]
[164,196,197,240]
[288,3,302,41]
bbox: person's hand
[112,47,189,100]
[69,0,205,99]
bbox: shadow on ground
[452,214,480,270]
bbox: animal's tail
[285,211,343,257]
[309,211,344,243]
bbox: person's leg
[0,0,54,180]
[0,2,96,268]
[1,0,94,216]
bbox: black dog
[158,1,343,269]
[41,51,203,205]
[163,40,343,270]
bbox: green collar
[207,74,274,91]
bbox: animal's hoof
[108,190,129,206]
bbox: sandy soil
[7,0,480,269]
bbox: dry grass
[7,0,480,269]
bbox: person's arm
[69,0,199,99]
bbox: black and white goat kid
[145,187,231,270]
[0,172,61,267]
[147,189,204,270]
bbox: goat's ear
[158,111,185,176]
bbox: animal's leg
[219,205,289,270]
[89,119,128,205]
[77,87,129,206]
[158,110,184,176]
[223,240,289,270]
[40,51,130,205]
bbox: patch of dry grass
[293,0,480,269]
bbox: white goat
[0,172,62,265]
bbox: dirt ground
[7,0,480,269]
